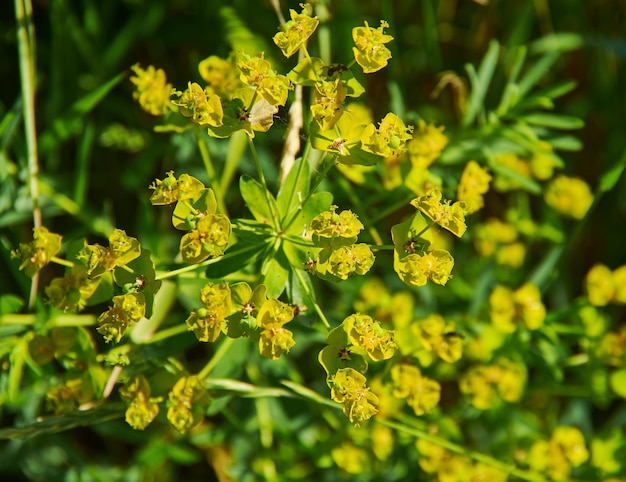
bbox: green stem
[196,130,227,215]
[293,268,330,330]
[16,0,41,309]
[247,136,281,227]
[146,323,189,344]
[198,337,236,380]
[379,417,551,482]
[50,256,74,268]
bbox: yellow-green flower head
[273,4,319,58]
[179,214,231,264]
[198,55,242,99]
[258,74,291,107]
[360,113,413,158]
[331,367,379,424]
[545,175,593,220]
[130,63,174,116]
[595,326,626,367]
[352,20,394,74]
[311,79,348,131]
[331,444,369,475]
[13,226,62,277]
[172,82,224,127]
[259,322,296,360]
[390,364,441,415]
[166,376,208,434]
[457,160,492,215]
[411,188,467,237]
[256,298,294,327]
[237,52,273,87]
[120,375,159,431]
[416,439,448,474]
[394,249,454,287]
[528,426,588,481]
[310,206,364,239]
[489,283,545,333]
[45,265,101,312]
[459,358,526,409]
[149,171,205,205]
[97,292,146,343]
[529,142,559,181]
[46,378,93,415]
[406,120,448,169]
[473,218,518,256]
[325,244,375,280]
[343,313,396,361]
[413,314,463,363]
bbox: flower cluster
[489,283,546,333]
[12,226,62,277]
[390,364,441,416]
[527,426,589,481]
[309,206,375,282]
[585,263,626,306]
[166,375,209,434]
[417,439,509,482]
[459,358,527,409]
[97,292,146,343]
[473,217,526,268]
[150,172,231,263]
[331,367,379,424]
[186,283,232,342]
[456,160,492,214]
[544,174,593,219]
[352,20,394,73]
[119,375,161,430]
[272,4,319,58]
[130,64,173,116]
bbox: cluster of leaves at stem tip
[12,4,622,481]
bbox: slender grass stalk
[16,0,41,308]
[197,337,236,380]
[196,130,227,216]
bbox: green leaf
[240,175,278,228]
[261,246,290,298]
[205,241,269,279]
[463,39,500,127]
[0,403,125,440]
[0,295,24,315]
[529,32,584,54]
[517,52,559,99]
[609,368,626,398]
[522,113,584,130]
[277,157,310,221]
[548,135,583,151]
[487,160,543,195]
[284,191,333,235]
[599,150,626,193]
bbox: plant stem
[196,130,227,215]
[198,337,236,380]
[16,0,41,309]
[247,136,281,227]
[293,268,330,330]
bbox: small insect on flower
[134,275,146,292]
[327,63,348,77]
[327,138,348,155]
[303,255,317,273]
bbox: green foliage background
[1,0,626,481]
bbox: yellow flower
[394,249,454,287]
[492,153,532,192]
[489,283,545,333]
[411,188,467,237]
[544,174,593,219]
[172,82,224,127]
[311,79,347,130]
[352,20,394,73]
[13,226,62,277]
[460,358,526,409]
[360,112,413,158]
[273,4,319,58]
[406,120,448,168]
[198,55,242,99]
[457,160,491,214]
[331,444,369,474]
[331,368,379,424]
[586,263,626,306]
[130,64,173,116]
[528,426,588,481]
[391,364,441,415]
[413,314,463,363]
